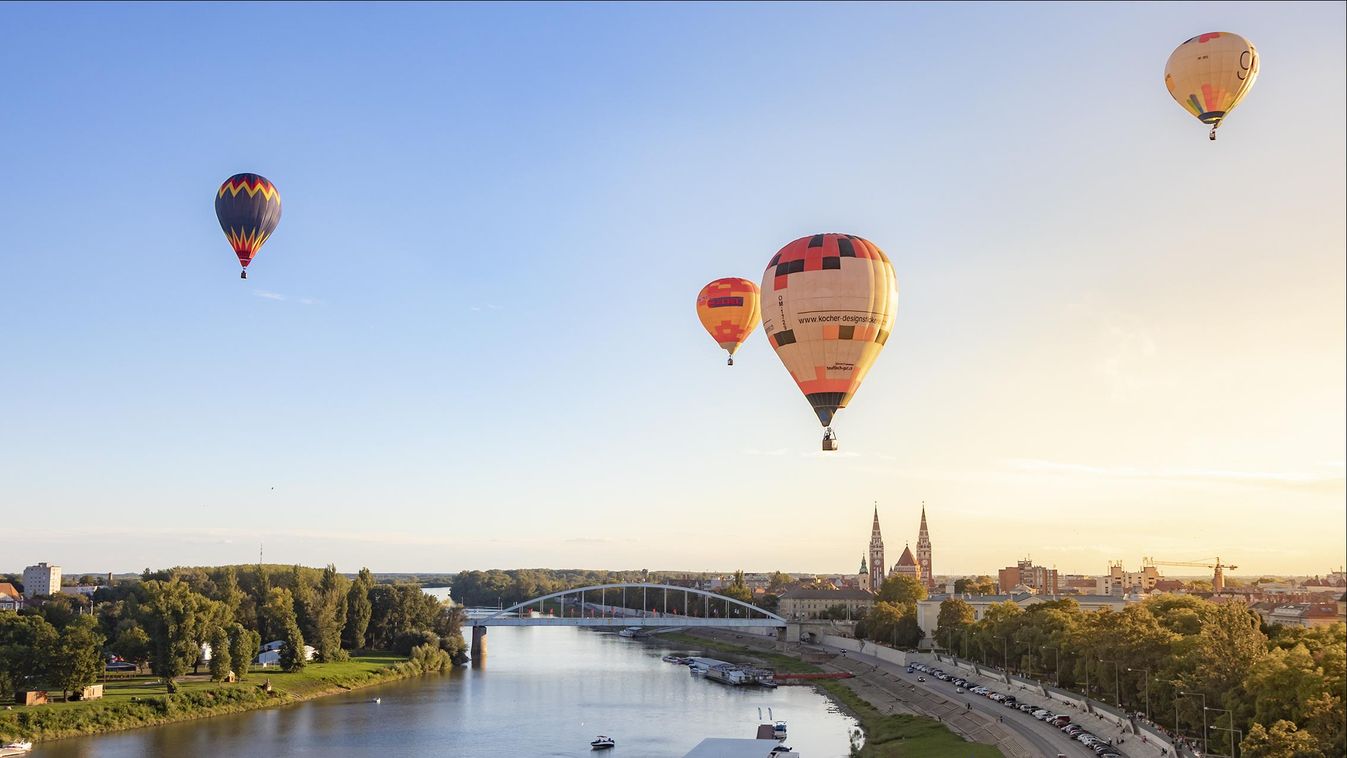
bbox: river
[31,625,858,757]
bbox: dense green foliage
[943,593,1344,757]
[0,563,467,702]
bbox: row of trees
[930,593,1344,757]
[1,564,466,698]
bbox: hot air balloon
[696,278,761,365]
[760,233,898,451]
[215,173,282,278]
[1164,32,1259,141]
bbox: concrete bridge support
[471,625,487,663]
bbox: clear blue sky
[2,2,1343,577]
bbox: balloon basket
[822,428,838,452]
[240,270,248,279]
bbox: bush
[392,630,439,657]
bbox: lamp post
[1100,659,1120,706]
[1127,666,1150,721]
[1002,636,1009,672]
[1207,707,1234,757]
[1211,724,1242,758]
[1043,645,1061,687]
[1179,691,1208,756]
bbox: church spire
[916,500,934,591]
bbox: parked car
[1050,715,1071,726]
[917,676,927,682]
[105,661,136,672]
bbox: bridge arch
[476,582,786,625]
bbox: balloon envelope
[215,173,282,273]
[1165,32,1259,130]
[696,278,761,359]
[760,233,898,428]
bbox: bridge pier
[471,625,487,663]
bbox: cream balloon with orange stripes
[1164,32,1259,139]
[760,234,898,440]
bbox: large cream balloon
[1164,32,1259,140]
[760,233,898,450]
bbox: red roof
[0,583,19,600]
[896,545,917,567]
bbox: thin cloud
[743,448,789,457]
[1003,458,1345,492]
[253,289,320,305]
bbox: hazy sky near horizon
[2,2,1343,578]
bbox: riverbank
[666,631,1002,758]
[0,651,447,744]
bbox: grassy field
[0,651,422,743]
[668,632,1003,758]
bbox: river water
[32,626,858,757]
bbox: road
[829,649,1102,758]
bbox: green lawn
[818,681,1004,758]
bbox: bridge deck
[470,617,784,628]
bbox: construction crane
[1144,557,1238,592]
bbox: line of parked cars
[904,662,1123,758]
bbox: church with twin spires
[858,502,934,593]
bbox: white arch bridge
[461,583,786,658]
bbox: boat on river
[1,742,33,753]
[590,735,615,750]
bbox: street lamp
[1043,645,1061,687]
[1127,666,1150,721]
[1099,659,1120,706]
[1207,707,1235,757]
[1179,691,1208,756]
[1211,724,1243,758]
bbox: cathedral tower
[916,501,934,591]
[868,504,885,592]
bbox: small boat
[770,747,793,756]
[661,654,682,663]
[1,742,33,752]
[759,679,778,689]
[773,720,788,740]
[618,627,641,638]
[590,735,615,750]
[371,698,381,704]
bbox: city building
[915,593,1133,649]
[1097,561,1161,596]
[1256,603,1343,629]
[893,545,922,584]
[0,583,21,611]
[777,587,875,621]
[22,562,61,598]
[997,558,1059,595]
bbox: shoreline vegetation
[0,650,455,743]
[665,631,1002,758]
[0,563,469,745]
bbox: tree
[138,579,227,692]
[261,587,299,644]
[1242,719,1323,758]
[50,616,104,701]
[344,567,373,650]
[111,621,152,673]
[935,597,975,651]
[218,565,244,625]
[208,625,232,681]
[954,576,998,595]
[878,575,928,605]
[767,571,792,593]
[313,564,349,662]
[720,571,753,604]
[228,623,261,682]
[0,614,58,701]
[279,622,307,672]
